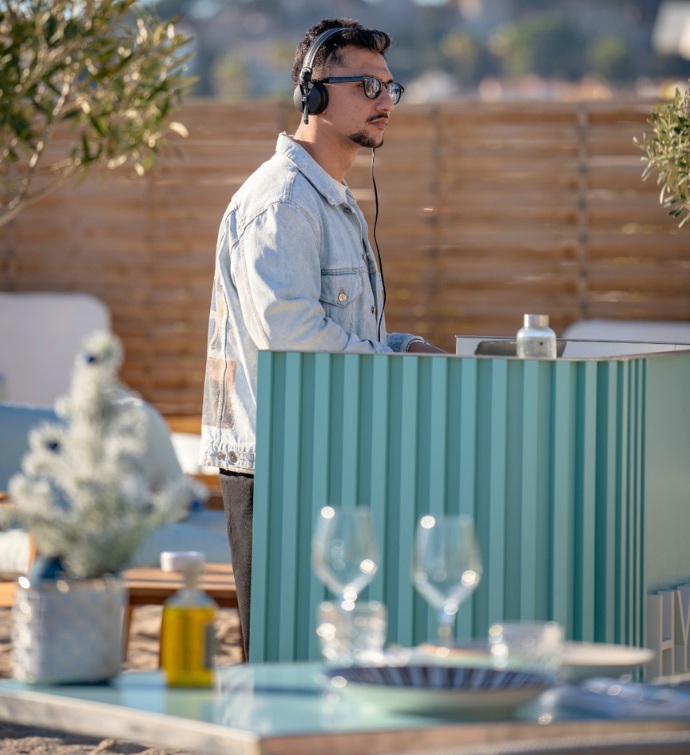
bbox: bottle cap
[524,314,550,328]
[160,551,205,573]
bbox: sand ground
[0,605,244,754]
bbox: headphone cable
[371,147,386,341]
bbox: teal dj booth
[249,340,690,663]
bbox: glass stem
[437,613,454,646]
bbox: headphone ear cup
[293,81,329,117]
[305,82,328,115]
[293,85,306,113]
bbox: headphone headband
[295,26,348,124]
[299,26,348,83]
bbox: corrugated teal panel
[356,355,389,606]
[625,359,639,647]
[275,352,303,660]
[485,358,508,629]
[416,356,449,509]
[551,361,576,636]
[595,361,620,644]
[576,361,598,640]
[519,360,551,619]
[252,351,653,662]
[414,357,452,642]
[626,359,640,648]
[300,353,332,660]
[381,357,404,646]
[338,355,361,504]
[502,361,523,622]
[622,359,639,648]
[453,357,478,639]
[251,351,275,660]
[616,359,631,646]
[636,359,648,649]
[457,358,478,517]
[533,361,553,620]
[264,351,291,661]
[630,359,646,648]
[390,357,421,649]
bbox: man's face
[319,46,398,149]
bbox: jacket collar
[277,133,350,207]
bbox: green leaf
[0,0,193,228]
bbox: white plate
[324,664,551,717]
[560,642,655,681]
[413,640,655,682]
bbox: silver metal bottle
[516,314,557,359]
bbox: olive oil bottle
[160,551,218,688]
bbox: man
[200,17,444,657]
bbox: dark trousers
[219,469,254,660]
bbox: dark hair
[291,18,392,86]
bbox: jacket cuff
[387,333,426,353]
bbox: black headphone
[293,26,348,124]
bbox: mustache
[367,114,389,123]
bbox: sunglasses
[316,75,405,105]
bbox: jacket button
[229,451,238,463]
[216,452,225,460]
[338,289,347,303]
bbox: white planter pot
[12,574,127,683]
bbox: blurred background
[151,0,690,100]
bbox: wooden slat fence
[1,98,687,416]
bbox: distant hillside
[151,0,690,99]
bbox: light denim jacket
[200,133,422,473]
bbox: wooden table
[122,562,244,661]
[0,580,16,609]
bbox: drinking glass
[412,514,482,646]
[316,600,387,663]
[311,506,379,608]
[489,620,564,678]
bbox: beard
[348,131,384,149]
[348,117,387,149]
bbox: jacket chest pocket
[320,270,365,328]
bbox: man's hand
[407,340,446,354]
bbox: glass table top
[2,663,690,755]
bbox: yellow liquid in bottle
[161,604,217,688]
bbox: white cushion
[0,292,110,406]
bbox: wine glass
[412,514,482,646]
[311,506,379,608]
